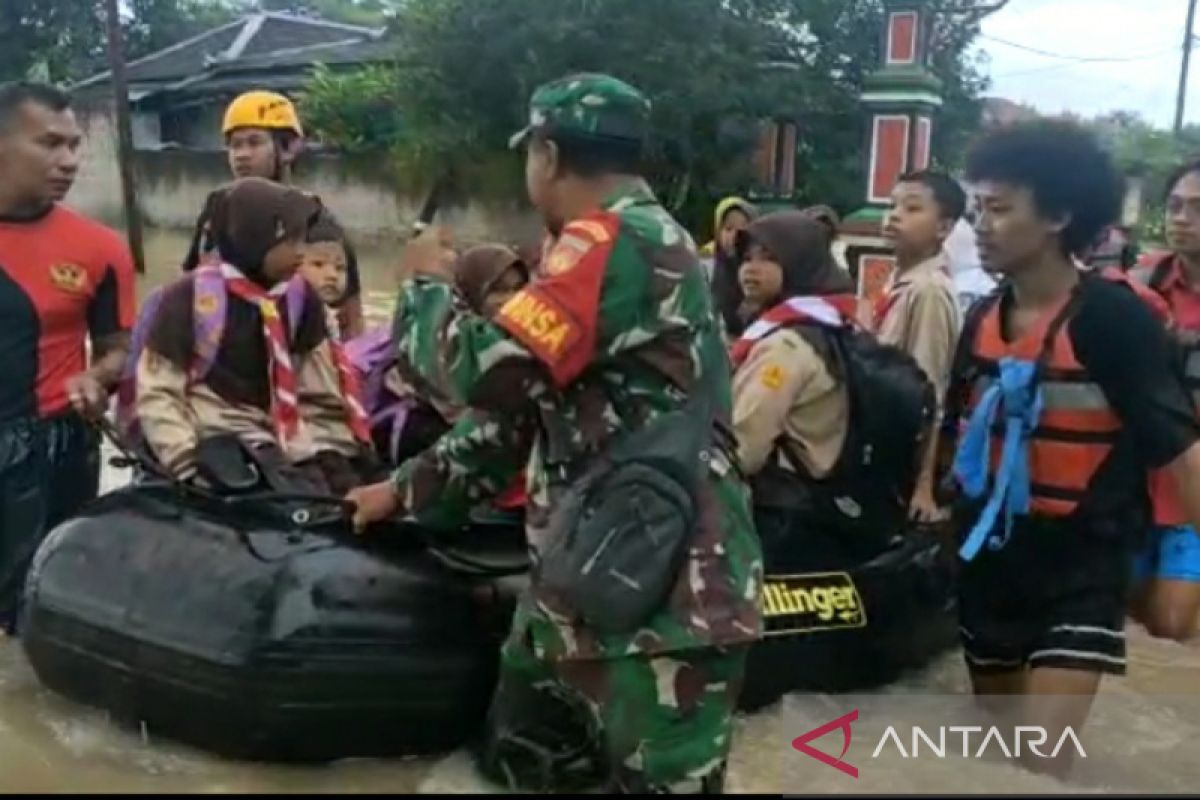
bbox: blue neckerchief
[953,357,1044,561]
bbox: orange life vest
[962,287,1123,518]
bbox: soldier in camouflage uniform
[348,73,763,793]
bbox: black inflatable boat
[21,478,957,759]
[738,530,958,711]
[20,480,528,763]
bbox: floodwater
[1,227,1197,793]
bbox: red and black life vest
[959,286,1122,519]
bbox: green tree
[1087,111,1200,242]
[0,0,104,84]
[124,0,243,62]
[302,0,1004,228]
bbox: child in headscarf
[348,242,534,527]
[727,210,860,569]
[135,177,374,495]
[352,243,531,468]
[706,196,757,338]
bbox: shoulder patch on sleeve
[760,363,787,390]
[542,215,620,277]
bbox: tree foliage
[300,62,406,153]
[0,0,246,84]
[124,0,244,62]
[1085,112,1200,242]
[302,0,1003,228]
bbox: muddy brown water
[1,228,1196,793]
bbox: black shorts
[0,413,100,633]
[956,518,1132,676]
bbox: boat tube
[738,530,959,711]
[21,478,957,756]
[20,480,528,763]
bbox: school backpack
[752,308,936,542]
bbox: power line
[993,48,1178,79]
[984,33,1180,62]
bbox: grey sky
[973,0,1193,127]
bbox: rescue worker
[348,73,763,793]
[943,121,1200,777]
[182,91,365,339]
[135,178,373,496]
[705,196,757,337]
[727,210,860,567]
[0,83,135,635]
[878,170,965,524]
[1126,160,1200,642]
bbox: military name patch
[760,572,866,636]
[496,288,582,363]
[49,262,88,294]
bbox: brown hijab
[454,244,529,314]
[743,210,853,300]
[208,177,322,285]
[144,179,329,409]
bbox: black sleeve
[941,291,997,436]
[1071,280,1200,469]
[182,194,220,273]
[343,236,362,298]
[87,265,121,339]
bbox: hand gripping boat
[19,476,529,763]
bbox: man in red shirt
[0,83,135,634]
[1128,160,1200,642]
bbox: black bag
[537,355,721,635]
[764,324,935,540]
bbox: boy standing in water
[878,170,965,522]
[945,121,1200,777]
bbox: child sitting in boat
[349,243,531,471]
[133,177,376,496]
[297,212,358,341]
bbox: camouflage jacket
[391,179,763,661]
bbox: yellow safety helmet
[222,90,304,138]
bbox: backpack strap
[284,274,309,342]
[192,265,228,381]
[115,285,169,436]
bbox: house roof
[72,11,386,93]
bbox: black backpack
[755,321,936,541]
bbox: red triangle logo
[791,709,859,778]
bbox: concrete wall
[71,107,541,247]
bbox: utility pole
[103,0,146,273]
[1175,0,1198,134]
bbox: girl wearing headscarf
[135,177,373,494]
[705,196,757,338]
[351,243,532,520]
[727,210,860,569]
[355,242,531,468]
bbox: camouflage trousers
[477,631,748,794]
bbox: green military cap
[508,72,652,150]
